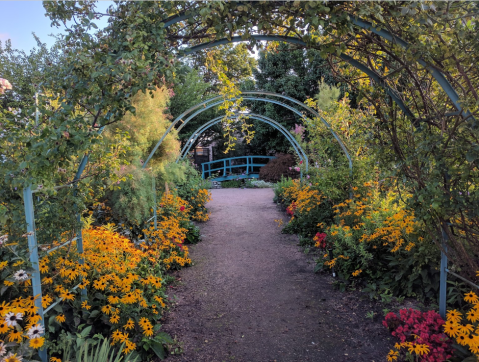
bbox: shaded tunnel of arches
[74,9,471,184]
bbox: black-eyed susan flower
[55,314,66,323]
[410,343,429,356]
[7,329,22,343]
[0,321,10,334]
[444,322,460,337]
[465,291,479,304]
[29,337,45,349]
[456,333,468,346]
[124,319,135,330]
[447,309,462,323]
[459,323,474,335]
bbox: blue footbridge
[201,156,275,181]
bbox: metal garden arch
[143,92,353,175]
[178,113,308,166]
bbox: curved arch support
[144,94,352,175]
[183,35,414,119]
[164,8,468,120]
[179,113,309,172]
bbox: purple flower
[306,175,310,179]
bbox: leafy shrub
[259,153,299,182]
[249,180,274,188]
[279,179,334,238]
[317,182,440,300]
[273,176,295,204]
[221,180,242,188]
[384,309,453,362]
[107,165,155,229]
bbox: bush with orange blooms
[317,182,440,300]
[279,179,334,238]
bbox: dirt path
[163,188,391,362]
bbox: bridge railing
[201,156,275,180]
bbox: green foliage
[273,176,295,204]
[105,86,179,168]
[50,326,138,362]
[157,160,197,189]
[188,43,257,93]
[182,220,201,244]
[107,165,155,228]
[315,79,341,111]
[221,180,242,188]
[169,67,217,146]
[0,36,62,110]
[246,43,340,154]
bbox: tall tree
[188,43,257,93]
[244,43,340,154]
[105,86,179,169]
[0,36,62,110]
[169,66,219,148]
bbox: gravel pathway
[163,188,391,362]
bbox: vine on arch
[205,51,254,153]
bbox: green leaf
[150,340,166,359]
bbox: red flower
[286,202,297,216]
[299,160,303,164]
[180,206,185,211]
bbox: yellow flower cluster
[283,180,324,216]
[143,193,193,270]
[0,186,211,358]
[444,291,479,355]
[331,183,422,254]
[189,188,212,222]
[387,342,430,361]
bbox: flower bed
[0,187,211,360]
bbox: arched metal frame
[183,37,414,119]
[162,9,468,120]
[144,93,351,174]
[74,8,472,182]
[179,113,309,172]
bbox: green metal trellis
[23,184,86,362]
